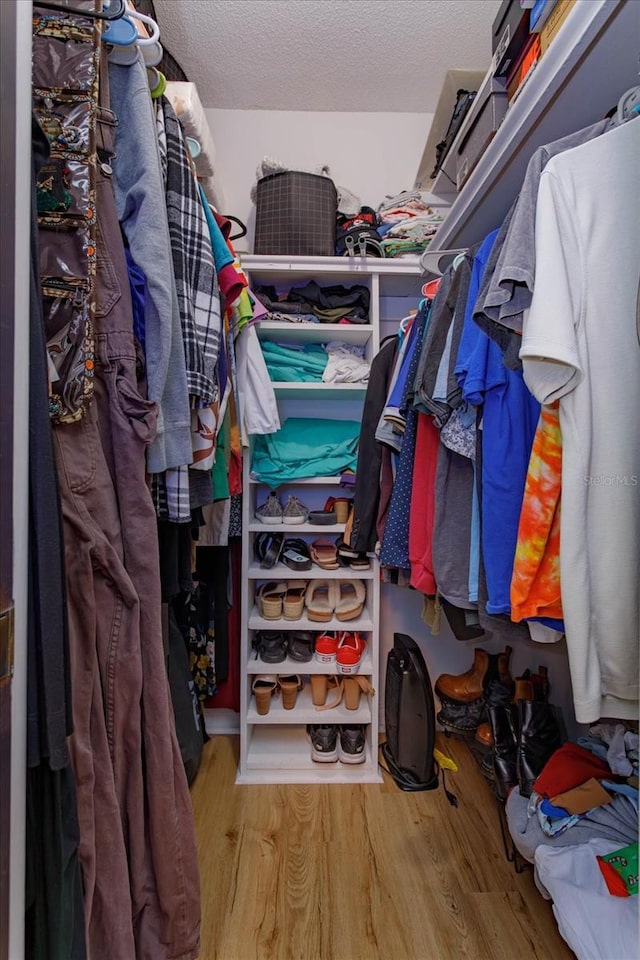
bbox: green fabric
[261,341,328,382]
[211,408,230,502]
[598,841,639,896]
[251,418,359,486]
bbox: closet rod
[36,0,126,20]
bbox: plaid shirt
[160,96,221,406]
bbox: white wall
[204,107,433,253]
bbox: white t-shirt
[520,118,640,724]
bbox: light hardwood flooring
[190,733,574,960]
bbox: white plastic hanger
[420,246,468,277]
[106,1,162,67]
[616,85,640,125]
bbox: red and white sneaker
[314,631,338,664]
[336,632,366,674]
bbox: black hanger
[36,0,126,20]
[225,215,247,243]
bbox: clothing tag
[551,777,613,815]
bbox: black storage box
[454,75,508,189]
[253,171,338,256]
[492,0,531,77]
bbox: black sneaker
[338,725,366,764]
[306,724,338,763]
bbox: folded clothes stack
[255,281,370,325]
[375,190,445,258]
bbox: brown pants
[52,93,200,960]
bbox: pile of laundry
[254,280,370,325]
[261,340,370,384]
[376,190,445,258]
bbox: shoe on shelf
[254,531,284,569]
[280,538,313,572]
[314,631,338,663]
[252,630,288,663]
[336,631,366,674]
[288,631,315,663]
[252,675,279,715]
[278,674,304,710]
[255,491,283,524]
[338,725,366,764]
[283,495,309,525]
[307,724,338,763]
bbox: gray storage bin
[454,78,508,190]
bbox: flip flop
[310,538,340,570]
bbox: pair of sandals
[310,674,375,711]
[252,674,303,715]
[252,630,314,663]
[255,534,312,572]
[256,581,306,620]
[305,579,366,622]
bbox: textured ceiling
[153,0,501,112]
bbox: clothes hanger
[616,85,640,125]
[225,215,247,242]
[37,0,126,18]
[147,67,166,99]
[186,137,201,159]
[420,246,468,277]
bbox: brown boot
[435,648,490,703]
[475,722,493,746]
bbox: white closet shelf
[240,727,382,784]
[249,606,374,632]
[271,382,367,398]
[248,563,375,580]
[246,654,374,675]
[426,0,639,251]
[248,521,346,533]
[242,254,422,278]
[248,476,346,486]
[246,685,371,724]
[257,321,373,346]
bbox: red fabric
[408,413,440,595]
[533,742,613,797]
[203,538,241,712]
[218,261,246,307]
[213,210,232,240]
[596,857,631,897]
[227,448,242,497]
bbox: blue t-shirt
[455,230,499,392]
[463,311,540,616]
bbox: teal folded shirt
[261,341,328,382]
[251,418,359,485]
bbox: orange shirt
[510,402,563,621]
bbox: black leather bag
[254,171,338,256]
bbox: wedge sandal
[252,675,278,715]
[335,580,366,621]
[305,580,339,622]
[278,674,303,710]
[256,581,287,619]
[283,581,306,620]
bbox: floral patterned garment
[174,579,217,700]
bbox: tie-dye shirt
[510,403,563,621]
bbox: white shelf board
[242,254,423,278]
[271,382,367,399]
[246,653,374,675]
[426,0,640,252]
[239,727,381,784]
[248,475,346,486]
[249,605,373,632]
[257,321,373,346]
[248,521,345,533]
[246,685,372,724]
[248,562,374,580]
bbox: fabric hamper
[254,171,338,256]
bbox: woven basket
[254,171,338,256]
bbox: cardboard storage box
[455,75,508,190]
[540,0,577,54]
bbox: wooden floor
[190,733,574,960]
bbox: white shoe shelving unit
[236,255,423,784]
